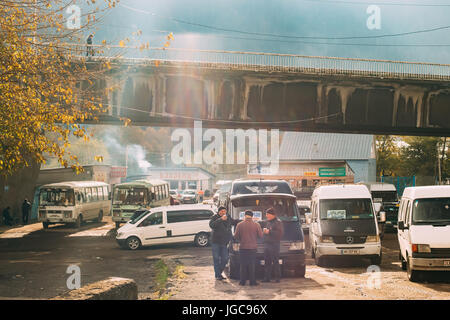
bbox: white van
[309,185,383,266]
[397,186,450,282]
[116,204,215,250]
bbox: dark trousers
[22,212,29,225]
[264,242,281,281]
[212,243,229,278]
[239,249,257,284]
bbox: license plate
[444,261,450,266]
[260,259,283,265]
[341,249,360,255]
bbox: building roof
[280,132,375,161]
[128,167,216,179]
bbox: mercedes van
[397,186,450,282]
[116,204,214,250]
[309,185,383,266]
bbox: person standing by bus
[262,207,284,283]
[22,199,31,225]
[233,210,263,286]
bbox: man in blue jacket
[209,206,233,280]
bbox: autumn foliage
[0,0,119,175]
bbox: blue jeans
[212,243,229,278]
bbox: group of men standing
[209,206,284,286]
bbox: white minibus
[309,184,383,266]
[398,186,450,282]
[38,181,111,229]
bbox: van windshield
[412,198,450,224]
[320,199,374,220]
[113,187,148,205]
[39,189,75,206]
[231,196,299,222]
[129,210,150,224]
[371,191,398,203]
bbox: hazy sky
[84,0,450,63]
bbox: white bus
[38,181,111,229]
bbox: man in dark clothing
[234,210,263,286]
[22,199,31,225]
[86,34,94,57]
[2,207,13,226]
[209,206,233,280]
[262,207,284,283]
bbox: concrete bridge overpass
[76,45,450,136]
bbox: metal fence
[68,43,450,81]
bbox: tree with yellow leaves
[0,0,121,176]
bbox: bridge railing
[67,43,450,81]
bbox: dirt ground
[0,218,449,300]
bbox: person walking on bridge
[86,34,94,57]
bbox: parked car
[309,184,384,267]
[180,189,198,204]
[116,204,215,250]
[169,189,180,205]
[297,201,311,232]
[397,185,450,282]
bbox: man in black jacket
[262,207,284,283]
[209,206,232,280]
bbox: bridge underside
[91,62,450,136]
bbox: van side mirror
[398,221,408,230]
[305,213,312,224]
[374,203,382,213]
[379,211,386,223]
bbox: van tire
[194,233,210,247]
[295,265,306,278]
[371,253,382,265]
[313,247,325,267]
[126,236,141,250]
[400,253,407,270]
[43,222,49,229]
[407,256,420,282]
[96,211,103,223]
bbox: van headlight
[289,241,305,251]
[320,236,334,243]
[412,244,431,253]
[366,235,380,243]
